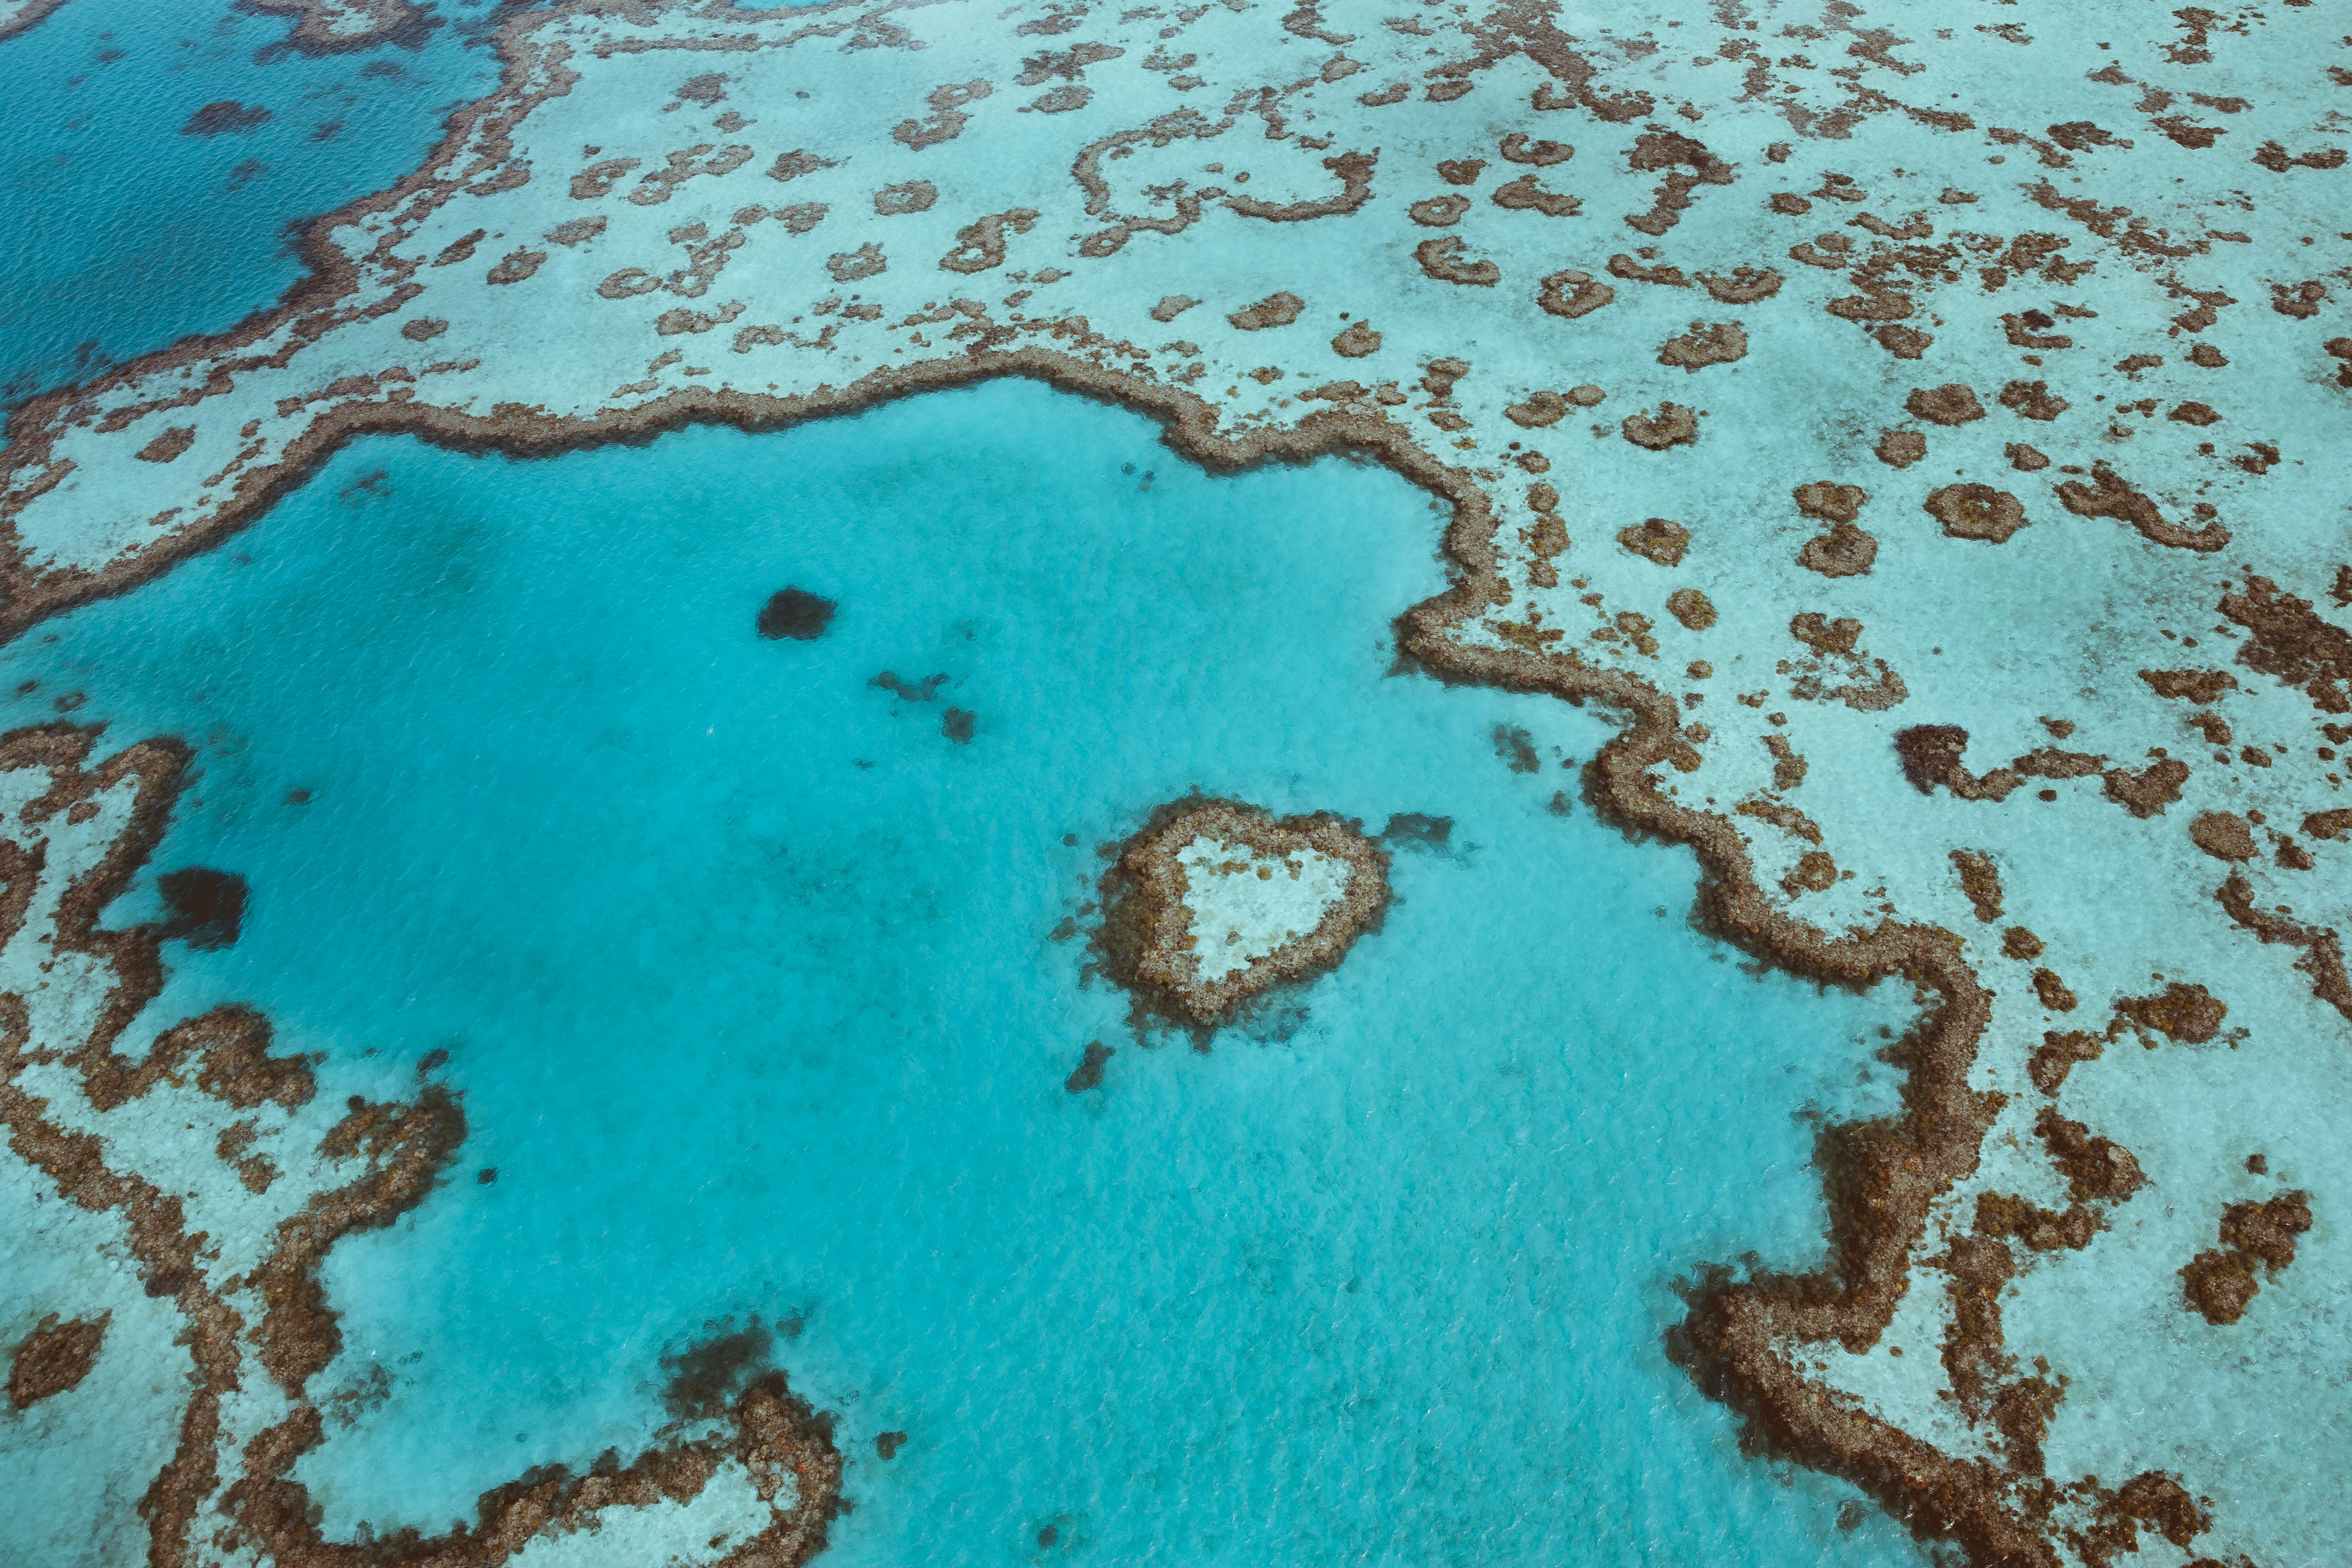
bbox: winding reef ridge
[2,0,2351,1564]
[0,728,845,1565]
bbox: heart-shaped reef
[1096,798,1391,1031]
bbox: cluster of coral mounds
[0,725,843,1568]
[1096,799,1388,1031]
[2,0,2351,1562]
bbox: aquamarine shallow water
[0,0,502,408]
[6,377,1926,1565]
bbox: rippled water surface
[1,377,1932,1566]
[0,0,501,408]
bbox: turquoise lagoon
[4,377,1932,1566]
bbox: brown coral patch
[1894,725,1970,794]
[1796,522,1877,578]
[1499,132,1573,165]
[1794,483,1866,525]
[2223,1189,2313,1268]
[2054,464,2229,552]
[2180,1249,2258,1325]
[2035,1108,2144,1203]
[7,1313,108,1409]
[546,216,606,247]
[1974,1193,2100,1253]
[824,243,886,283]
[135,427,197,465]
[1505,390,1566,428]
[894,80,992,150]
[1227,292,1305,331]
[1491,173,1578,216]
[939,207,1039,274]
[2304,808,2352,842]
[183,100,272,137]
[1095,799,1389,1031]
[2188,812,2257,861]
[2115,982,2225,1044]
[1780,850,1839,894]
[1950,850,2002,922]
[1415,237,1499,286]
[874,179,938,216]
[2182,1192,2312,1324]
[1924,484,2027,544]
[1667,589,1716,630]
[2138,668,2236,703]
[1063,1040,1112,1093]
[1536,269,1612,318]
[2032,969,2078,1012]
[1330,321,1381,358]
[1905,384,1985,426]
[486,248,545,285]
[766,149,837,183]
[1421,358,1469,399]
[2219,574,2352,714]
[1657,321,1747,371]
[1618,518,1689,565]
[1997,380,2067,421]
[2101,756,2188,817]
[2215,872,2352,1025]
[1872,326,1931,359]
[2028,1030,2103,1094]
[1874,429,1925,468]
[1790,613,1861,655]
[1699,266,1782,303]
[1621,403,1697,450]
[758,586,836,641]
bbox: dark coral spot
[157,869,247,951]
[660,1319,774,1421]
[1492,725,1540,774]
[1064,1041,1113,1093]
[1378,813,1453,852]
[1893,725,1970,794]
[183,100,271,136]
[758,587,837,640]
[7,1314,108,1409]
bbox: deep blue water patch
[6,380,1927,1567]
[0,0,502,410]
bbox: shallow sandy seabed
[1176,835,1356,985]
[2,0,2350,1564]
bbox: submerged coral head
[757,586,837,641]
